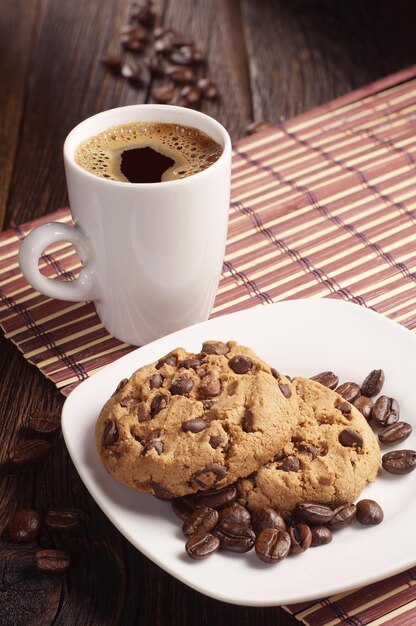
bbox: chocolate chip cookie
[96,341,299,498]
[237,377,380,514]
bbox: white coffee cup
[18,105,232,345]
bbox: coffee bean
[279,456,300,472]
[382,449,416,475]
[195,485,236,509]
[201,341,230,355]
[166,65,195,84]
[339,428,363,448]
[121,63,143,87]
[328,503,357,529]
[170,376,194,396]
[156,354,178,369]
[172,496,195,521]
[192,463,227,489]
[242,409,255,432]
[255,529,291,564]
[245,120,271,136]
[180,85,202,105]
[150,482,174,500]
[123,37,142,51]
[147,54,165,75]
[190,48,205,64]
[209,435,225,449]
[379,422,412,444]
[28,410,60,436]
[295,503,334,524]
[353,395,373,420]
[335,382,361,402]
[197,78,218,99]
[251,508,286,535]
[150,394,169,416]
[361,369,385,396]
[170,46,193,65]
[149,373,162,389]
[372,396,399,427]
[356,499,384,525]
[182,506,219,537]
[310,525,333,547]
[182,418,208,433]
[142,439,163,455]
[199,373,221,397]
[34,549,70,574]
[218,503,251,527]
[279,383,292,398]
[44,509,82,532]
[214,522,255,552]
[310,371,338,389]
[228,355,252,374]
[130,2,154,24]
[289,523,312,554]
[9,439,52,465]
[101,55,123,74]
[185,532,220,559]
[8,509,41,543]
[336,401,351,415]
[179,358,201,370]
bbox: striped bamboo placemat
[1,66,416,622]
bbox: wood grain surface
[0,0,415,624]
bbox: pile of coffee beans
[101,0,218,108]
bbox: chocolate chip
[310,371,339,389]
[149,373,163,389]
[338,428,363,448]
[156,354,177,369]
[336,400,351,415]
[228,355,252,374]
[199,373,221,397]
[182,418,208,433]
[136,401,151,422]
[361,369,385,396]
[279,456,300,472]
[150,394,170,416]
[278,383,292,398]
[335,382,360,402]
[201,341,230,355]
[191,463,227,489]
[142,439,163,455]
[170,376,194,396]
[202,399,216,410]
[242,409,255,432]
[296,443,319,459]
[270,368,280,379]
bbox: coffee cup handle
[18,222,98,302]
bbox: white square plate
[62,299,416,606]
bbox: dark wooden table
[1,1,415,623]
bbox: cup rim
[63,104,232,188]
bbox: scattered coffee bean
[27,410,60,436]
[180,85,202,105]
[170,376,194,396]
[44,509,82,532]
[251,508,286,535]
[279,383,292,398]
[361,369,385,396]
[382,449,416,475]
[156,354,177,369]
[123,37,142,51]
[130,1,154,24]
[335,382,361,402]
[199,373,221,397]
[310,525,332,547]
[149,373,162,389]
[192,463,227,489]
[338,428,363,448]
[166,65,195,83]
[372,396,399,427]
[147,54,165,75]
[182,506,219,538]
[170,46,194,65]
[214,522,255,552]
[279,456,300,472]
[353,395,373,420]
[379,422,412,444]
[245,120,271,136]
[289,523,312,553]
[218,503,251,527]
[172,496,195,521]
[150,394,169,416]
[195,486,236,510]
[295,503,334,524]
[328,503,357,529]
[151,82,176,103]
[255,529,291,564]
[101,54,123,74]
[356,500,384,525]
[196,78,218,99]
[34,549,70,574]
[186,532,220,559]
[201,341,230,355]
[228,355,252,374]
[8,509,41,543]
[182,418,208,433]
[9,439,52,465]
[310,371,339,390]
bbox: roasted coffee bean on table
[356,500,384,525]
[335,382,361,402]
[185,532,220,559]
[361,369,385,396]
[289,523,312,554]
[182,506,219,537]
[8,509,41,543]
[309,371,339,389]
[27,410,61,436]
[327,503,357,530]
[372,396,400,427]
[250,507,286,536]
[379,421,412,444]
[34,549,71,574]
[382,449,416,474]
[255,529,291,564]
[44,509,83,532]
[8,439,52,465]
[353,395,373,420]
[310,525,333,547]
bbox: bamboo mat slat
[2,66,416,622]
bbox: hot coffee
[74,121,223,183]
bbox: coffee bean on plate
[310,526,333,547]
[338,428,363,448]
[353,395,373,420]
[182,506,219,537]
[34,549,71,574]
[356,500,384,525]
[251,507,286,536]
[335,382,361,402]
[379,422,412,444]
[27,410,60,436]
[218,503,251,527]
[372,396,399,427]
[361,369,385,396]
[310,371,339,389]
[172,496,195,521]
[214,522,255,552]
[289,523,312,553]
[255,529,291,564]
[195,485,236,509]
[8,509,41,543]
[327,503,357,530]
[9,439,52,465]
[382,449,416,475]
[44,509,83,532]
[294,502,334,524]
[185,532,220,559]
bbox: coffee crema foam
[74,121,223,183]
